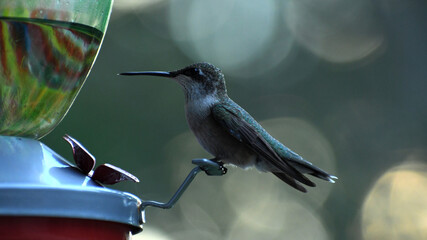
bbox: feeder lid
[0,136,142,233]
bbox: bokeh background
[43,0,427,239]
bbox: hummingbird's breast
[185,96,257,168]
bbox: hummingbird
[120,63,337,192]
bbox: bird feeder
[0,1,226,239]
[0,136,142,239]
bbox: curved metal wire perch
[139,159,227,223]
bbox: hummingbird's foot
[216,161,228,175]
[210,157,228,175]
[192,158,227,176]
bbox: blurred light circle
[179,202,222,237]
[362,162,427,240]
[227,200,330,240]
[113,0,165,11]
[169,0,235,41]
[132,227,172,240]
[170,229,220,240]
[223,168,287,213]
[164,131,208,165]
[284,0,384,63]
[169,0,280,73]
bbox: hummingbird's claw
[217,161,228,175]
[192,158,227,176]
[220,166,227,175]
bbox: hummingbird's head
[120,62,227,100]
[172,63,227,99]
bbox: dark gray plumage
[120,63,337,192]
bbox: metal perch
[140,159,227,223]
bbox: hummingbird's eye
[193,68,203,76]
[185,67,204,77]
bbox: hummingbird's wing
[212,103,315,192]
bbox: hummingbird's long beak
[118,71,176,78]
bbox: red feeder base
[0,217,131,240]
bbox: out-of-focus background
[43,0,427,239]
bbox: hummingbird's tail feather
[272,172,307,192]
[289,160,337,183]
[307,170,336,183]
